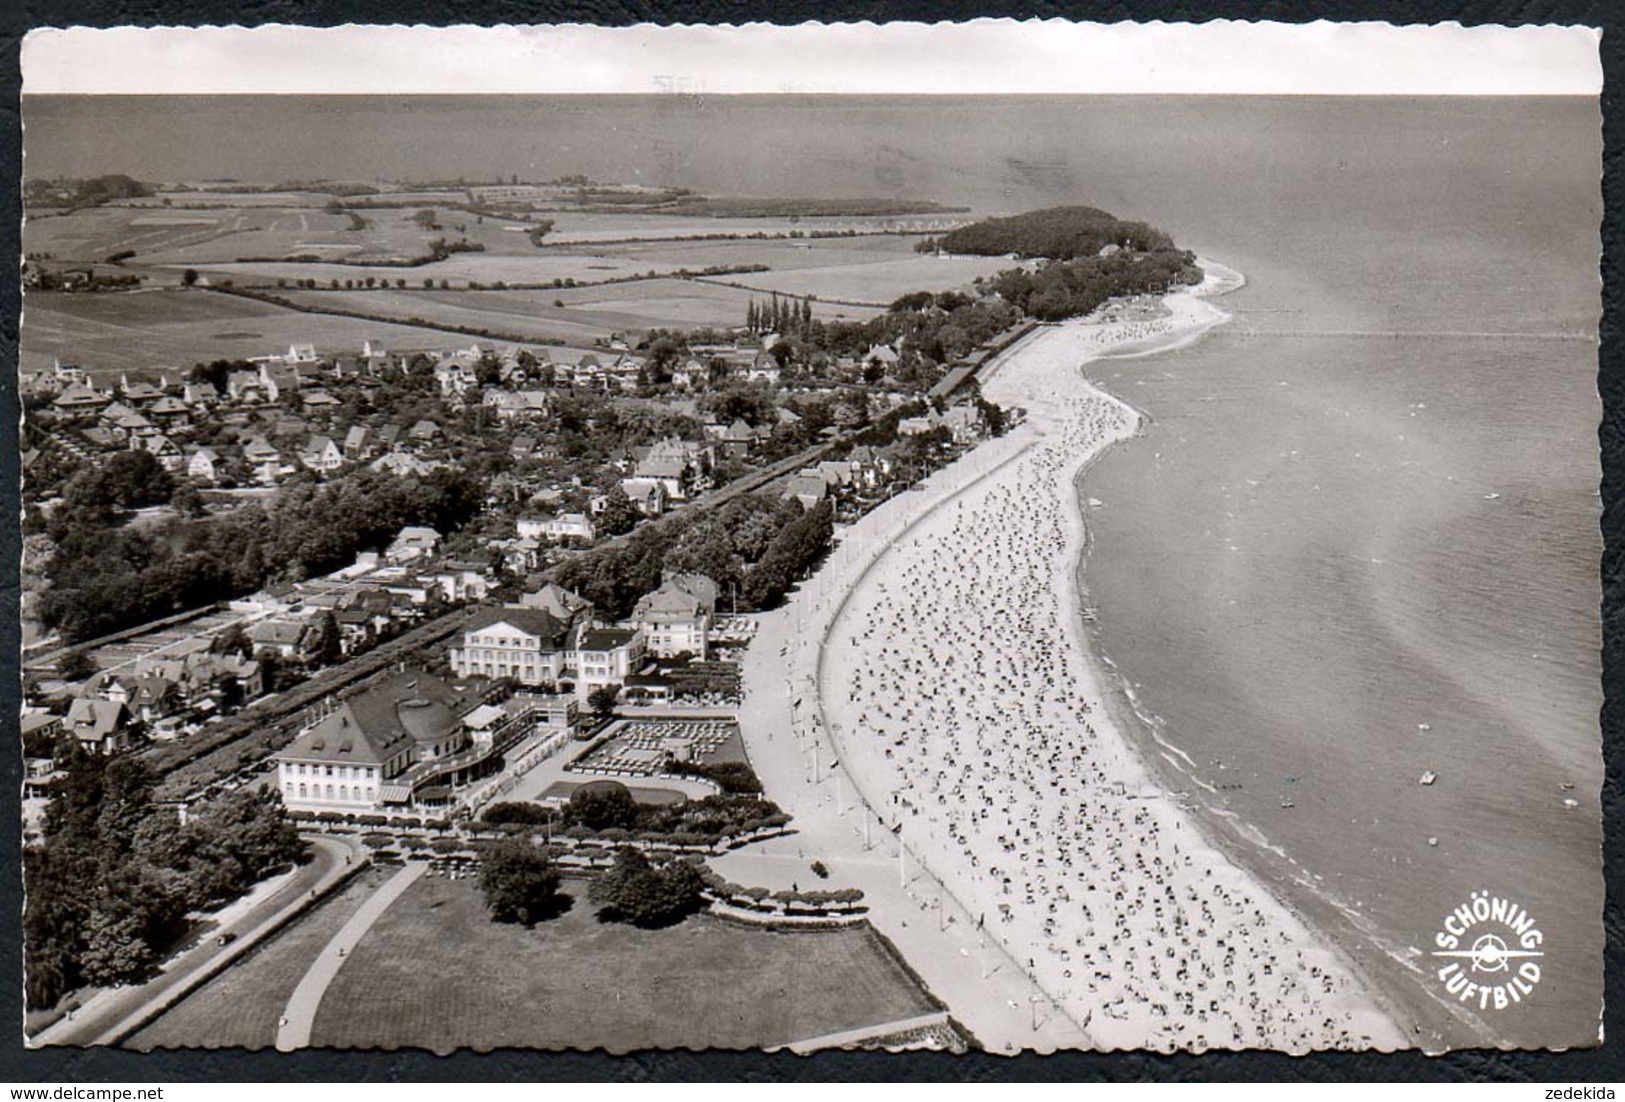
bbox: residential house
[146,395,192,427]
[50,381,110,415]
[484,389,551,422]
[120,676,183,726]
[617,477,669,517]
[816,459,855,490]
[745,352,782,385]
[226,369,269,403]
[633,436,709,502]
[260,363,301,402]
[371,451,436,478]
[864,343,901,370]
[385,525,441,563]
[139,433,186,473]
[66,698,133,755]
[568,626,647,701]
[248,618,322,663]
[517,582,596,628]
[939,403,987,445]
[429,565,492,604]
[783,472,830,510]
[631,573,717,660]
[182,382,217,409]
[720,418,762,458]
[517,513,595,545]
[299,434,345,472]
[496,536,543,574]
[343,425,373,461]
[119,375,166,405]
[409,419,442,444]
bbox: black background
[0,0,1620,1083]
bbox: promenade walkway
[728,423,1091,1054]
[276,861,429,1051]
[780,1011,951,1054]
[31,834,362,1048]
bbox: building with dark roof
[272,669,511,812]
[448,605,573,686]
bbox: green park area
[130,871,939,1053]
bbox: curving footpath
[31,834,363,1049]
[275,861,428,1051]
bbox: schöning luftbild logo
[1431,890,1545,1011]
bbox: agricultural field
[175,231,952,291]
[20,289,552,375]
[714,254,1019,305]
[185,251,656,289]
[311,876,939,1052]
[26,205,363,265]
[273,281,882,345]
[574,232,930,272]
[536,209,970,244]
[127,866,395,1051]
[143,190,343,207]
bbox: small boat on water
[1420,771,1438,786]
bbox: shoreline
[773,256,1410,1051]
[1050,263,1441,1049]
[1065,267,1506,1052]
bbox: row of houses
[781,445,898,510]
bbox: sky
[21,20,1602,96]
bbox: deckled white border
[21,19,1602,96]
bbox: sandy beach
[739,260,1411,1052]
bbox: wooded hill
[936,205,1176,260]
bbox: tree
[474,353,503,388]
[56,649,97,682]
[481,801,556,827]
[588,848,705,928]
[181,268,199,287]
[413,209,440,231]
[587,683,620,719]
[597,484,640,537]
[564,783,638,831]
[478,837,562,924]
[314,610,342,665]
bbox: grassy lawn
[126,866,394,1051]
[537,780,689,805]
[311,876,938,1053]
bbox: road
[30,834,362,1049]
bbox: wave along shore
[781,261,1408,1052]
